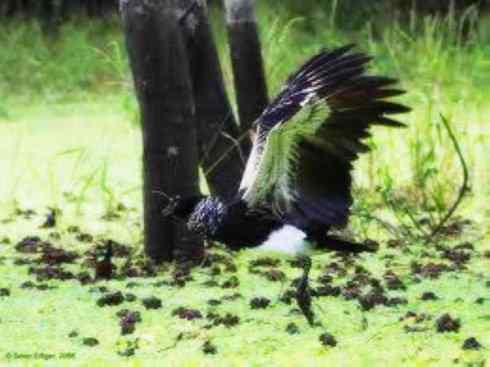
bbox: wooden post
[40,0,56,34]
[182,1,247,199]
[86,0,98,17]
[224,0,268,134]
[6,0,19,17]
[99,0,118,17]
[121,0,202,262]
[20,0,34,18]
[61,0,82,20]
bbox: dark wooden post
[224,0,268,134]
[182,1,248,199]
[6,0,19,17]
[20,0,34,18]
[99,0,118,17]
[61,0,82,20]
[121,0,202,262]
[86,0,98,17]
[40,0,56,34]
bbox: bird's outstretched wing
[239,45,410,227]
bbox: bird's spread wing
[239,45,410,227]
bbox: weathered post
[20,0,34,18]
[224,0,268,134]
[6,0,19,17]
[121,0,202,262]
[40,0,56,35]
[182,1,248,199]
[61,0,82,20]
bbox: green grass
[0,3,490,365]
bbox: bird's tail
[320,235,379,253]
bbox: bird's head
[161,194,204,221]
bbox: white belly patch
[257,225,309,254]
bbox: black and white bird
[164,45,410,254]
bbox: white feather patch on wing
[257,225,310,254]
[241,100,329,213]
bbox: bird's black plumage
[167,45,410,253]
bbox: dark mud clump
[224,262,238,273]
[116,309,142,321]
[442,248,471,267]
[76,232,94,243]
[125,293,137,302]
[117,310,142,335]
[250,297,271,309]
[411,262,451,279]
[462,337,482,350]
[77,272,93,285]
[286,322,300,335]
[358,289,388,311]
[15,236,44,253]
[475,297,486,305]
[210,313,240,328]
[342,285,362,301]
[317,274,333,284]
[319,332,337,347]
[29,265,75,281]
[384,271,406,291]
[207,299,222,306]
[172,307,203,320]
[1,237,11,244]
[262,269,286,282]
[118,339,139,357]
[118,260,140,279]
[421,291,439,301]
[96,291,124,307]
[0,288,10,297]
[82,337,99,347]
[202,340,217,355]
[167,263,192,287]
[142,296,162,310]
[40,246,78,265]
[67,225,81,233]
[68,330,79,338]
[386,297,408,307]
[222,276,239,289]
[13,257,34,266]
[314,285,342,298]
[436,314,461,333]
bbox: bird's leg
[295,255,316,327]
